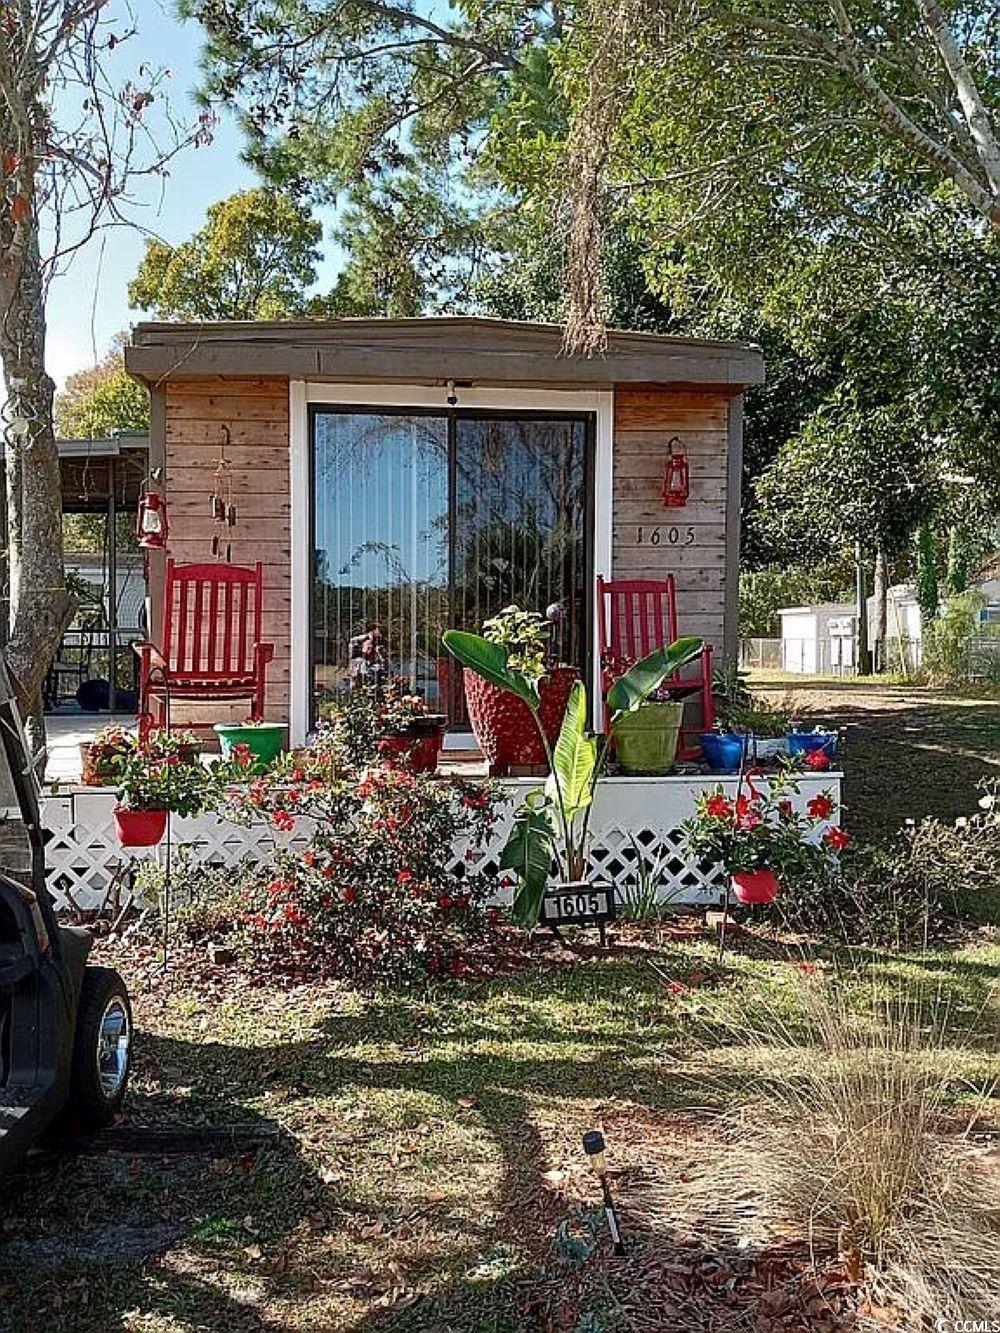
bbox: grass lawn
[2,928,998,1332]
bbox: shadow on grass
[2,942,996,1331]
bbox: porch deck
[39,763,843,917]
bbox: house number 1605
[635,525,696,547]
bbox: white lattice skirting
[40,774,843,915]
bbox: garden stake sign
[583,1130,626,1255]
[211,425,237,561]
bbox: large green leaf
[546,680,597,818]
[606,637,704,715]
[442,630,539,709]
[499,798,553,928]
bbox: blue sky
[44,0,342,388]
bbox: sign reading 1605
[634,525,696,547]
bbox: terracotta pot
[376,724,444,774]
[114,806,167,848]
[80,742,126,787]
[732,868,780,905]
[463,666,580,775]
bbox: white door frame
[289,380,614,745]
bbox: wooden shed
[125,318,763,745]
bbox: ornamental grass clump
[235,760,504,986]
[666,975,1000,1328]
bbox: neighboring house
[778,604,857,675]
[971,553,1000,625]
[124,317,764,741]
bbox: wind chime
[211,425,238,561]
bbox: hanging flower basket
[731,868,780,905]
[114,806,167,848]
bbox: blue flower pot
[700,732,749,773]
[787,730,837,759]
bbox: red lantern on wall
[661,437,689,508]
[136,484,169,550]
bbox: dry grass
[663,972,1000,1328]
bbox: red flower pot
[463,666,580,775]
[114,807,167,848]
[732,868,780,905]
[376,727,443,774]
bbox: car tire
[66,966,132,1132]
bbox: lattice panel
[39,774,842,914]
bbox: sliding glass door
[312,406,592,726]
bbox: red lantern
[662,437,689,508]
[136,486,169,550]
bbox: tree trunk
[855,543,872,675]
[872,548,888,674]
[0,228,73,753]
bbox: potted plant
[80,724,134,786]
[723,700,791,763]
[461,606,580,776]
[444,627,704,926]
[113,747,216,847]
[787,726,838,761]
[681,770,846,915]
[214,718,288,772]
[700,722,751,774]
[612,686,685,775]
[373,681,447,774]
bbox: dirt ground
[751,674,1000,841]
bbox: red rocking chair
[137,560,274,739]
[597,574,714,758]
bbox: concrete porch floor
[43,712,135,786]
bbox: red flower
[232,742,254,769]
[397,868,414,884]
[667,980,688,995]
[302,849,316,868]
[807,793,835,820]
[777,799,794,818]
[705,794,732,818]
[272,810,295,832]
[824,826,850,851]
[437,894,453,911]
[341,887,357,904]
[805,749,831,772]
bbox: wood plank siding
[612,387,738,658]
[164,377,291,727]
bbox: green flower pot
[214,722,288,772]
[612,701,684,775]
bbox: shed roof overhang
[125,316,764,390]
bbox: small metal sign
[542,882,616,928]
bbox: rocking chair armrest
[253,641,275,666]
[133,640,167,670]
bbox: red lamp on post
[136,475,169,550]
[661,437,690,509]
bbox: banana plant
[443,630,704,926]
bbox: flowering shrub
[682,769,847,881]
[231,755,504,985]
[322,680,443,772]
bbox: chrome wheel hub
[97,997,130,1099]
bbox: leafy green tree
[56,346,149,440]
[947,527,971,597]
[129,189,323,320]
[916,525,941,628]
